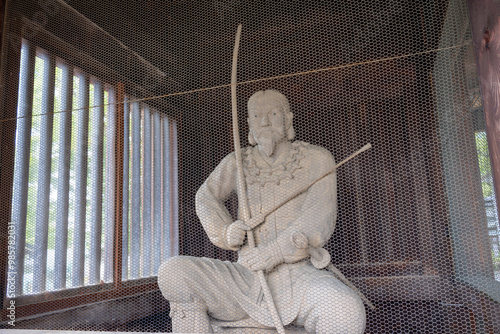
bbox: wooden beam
[1,290,168,332]
[351,275,450,302]
[15,14,179,118]
[13,0,180,96]
[0,281,160,321]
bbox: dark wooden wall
[0,0,21,309]
[177,0,452,277]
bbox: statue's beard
[253,128,284,157]
[258,133,276,157]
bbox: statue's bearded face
[248,97,287,157]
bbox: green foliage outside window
[475,132,493,198]
[22,55,110,291]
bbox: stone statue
[158,90,366,333]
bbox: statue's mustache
[253,128,283,140]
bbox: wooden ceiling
[60,0,449,93]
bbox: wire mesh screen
[0,0,499,333]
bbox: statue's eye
[273,112,277,115]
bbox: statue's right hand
[226,220,251,248]
[246,213,265,229]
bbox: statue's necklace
[243,141,307,186]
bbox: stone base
[1,331,158,334]
[211,318,307,333]
[212,327,307,333]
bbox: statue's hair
[247,90,295,145]
[248,90,290,114]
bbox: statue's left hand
[240,234,309,271]
[240,244,280,272]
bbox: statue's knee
[159,256,188,274]
[336,292,365,319]
[304,281,366,333]
[158,256,193,300]
[322,286,365,318]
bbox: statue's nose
[260,114,270,126]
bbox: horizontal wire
[0,42,471,124]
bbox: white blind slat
[162,116,171,261]
[122,98,130,280]
[54,63,73,290]
[12,40,36,296]
[142,106,152,277]
[72,73,89,287]
[153,111,162,274]
[130,101,141,279]
[172,120,179,256]
[33,53,56,294]
[89,81,104,285]
[104,88,116,283]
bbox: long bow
[231,24,285,334]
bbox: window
[475,131,500,281]
[124,98,179,280]
[9,39,178,299]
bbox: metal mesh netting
[0,0,499,333]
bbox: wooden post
[467,0,500,226]
[0,8,21,307]
[465,2,500,332]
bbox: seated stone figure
[158,90,366,333]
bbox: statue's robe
[194,141,338,326]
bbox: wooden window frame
[0,3,180,321]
